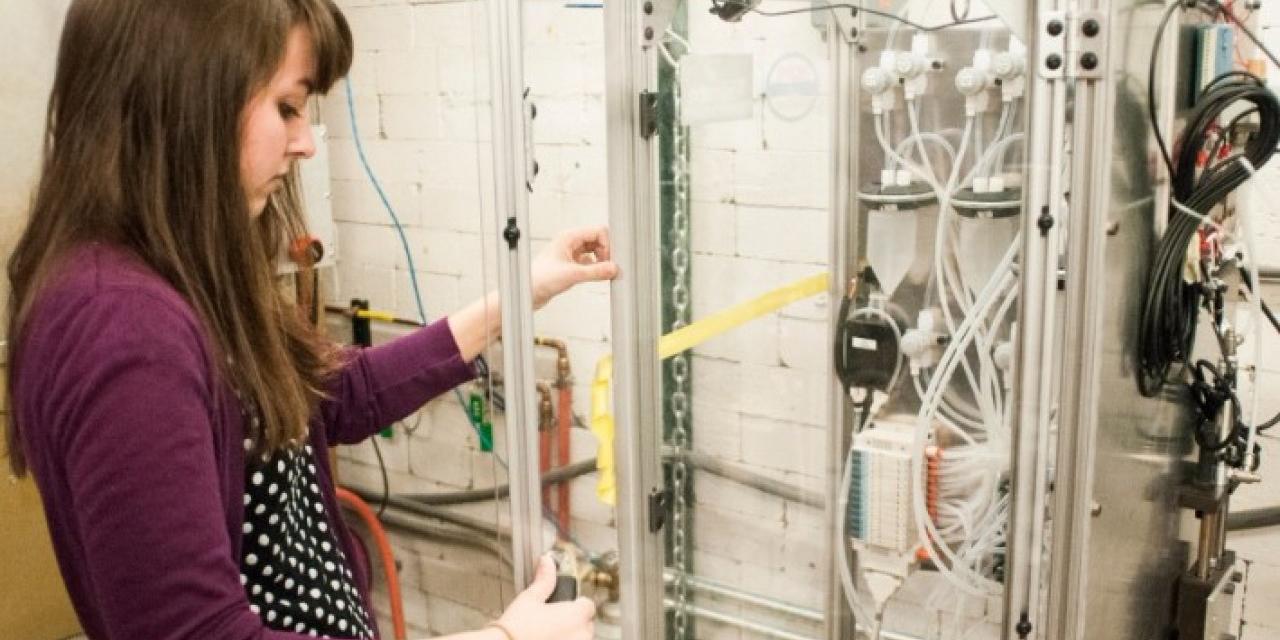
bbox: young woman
[4,1,614,639]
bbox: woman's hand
[531,226,619,309]
[492,555,596,640]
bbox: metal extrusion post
[486,0,544,589]
[825,13,859,640]
[606,0,666,637]
[1004,0,1067,637]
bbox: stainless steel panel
[1067,2,1199,638]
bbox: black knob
[1081,52,1099,70]
[1047,20,1064,36]
[1082,19,1100,37]
[1046,54,1063,71]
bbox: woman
[4,1,613,639]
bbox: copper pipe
[536,381,554,529]
[324,304,423,328]
[556,386,573,535]
[534,337,574,534]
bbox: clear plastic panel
[842,2,1027,638]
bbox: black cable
[750,1,998,31]
[370,437,390,518]
[1138,49,1280,396]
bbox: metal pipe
[1196,516,1216,580]
[401,458,597,505]
[343,483,510,540]
[671,450,824,509]
[1227,506,1280,531]
[663,571,824,623]
[664,599,820,640]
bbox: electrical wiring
[749,0,998,32]
[1138,59,1280,396]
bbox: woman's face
[241,27,318,217]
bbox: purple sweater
[15,244,475,639]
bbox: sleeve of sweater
[53,289,319,640]
[317,317,476,446]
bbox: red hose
[336,487,407,640]
[557,386,573,535]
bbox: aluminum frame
[605,0,667,637]
[486,0,545,589]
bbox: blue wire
[343,80,428,326]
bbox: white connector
[863,51,900,115]
[902,308,944,373]
[956,49,996,115]
[898,33,936,101]
[992,40,1027,102]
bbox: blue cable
[344,80,429,326]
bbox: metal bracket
[648,487,672,533]
[639,91,659,139]
[641,0,679,48]
[1040,10,1106,80]
[820,2,862,45]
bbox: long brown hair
[5,0,354,476]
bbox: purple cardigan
[15,244,475,639]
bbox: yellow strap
[589,273,829,505]
[355,309,396,323]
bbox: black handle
[546,575,578,603]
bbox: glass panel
[322,0,511,635]
[656,3,835,638]
[521,0,620,628]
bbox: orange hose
[557,386,573,535]
[336,487,407,640]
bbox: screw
[931,60,943,70]
[1046,54,1063,71]
[1106,220,1120,236]
[1233,571,1244,583]
[1047,19,1064,36]
[1082,19,1101,37]
[644,26,654,40]
[850,27,858,39]
[1224,582,1236,595]
[1091,502,1103,516]
[1081,52,1099,70]
[857,44,868,53]
[643,1,653,14]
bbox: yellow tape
[589,272,829,505]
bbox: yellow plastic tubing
[590,273,829,505]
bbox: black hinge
[639,91,659,140]
[648,488,672,532]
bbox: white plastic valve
[991,52,1024,80]
[862,67,893,95]
[895,53,927,79]
[955,67,986,96]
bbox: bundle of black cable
[1137,72,1280,396]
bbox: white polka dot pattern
[241,436,373,639]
